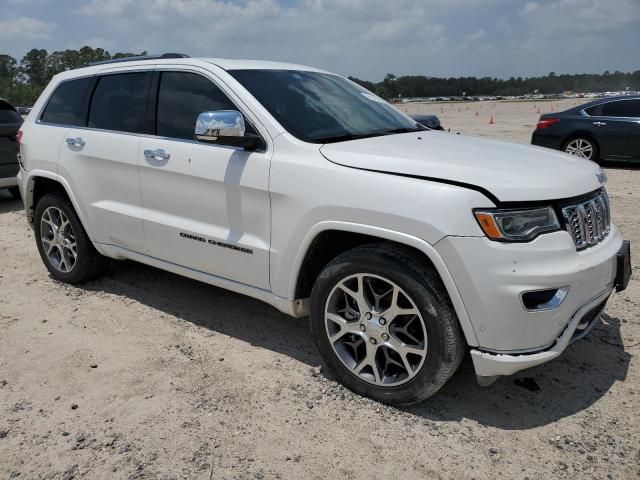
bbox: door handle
[65,137,85,147]
[144,149,170,160]
[593,121,607,126]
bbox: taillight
[16,128,23,148]
[536,118,560,130]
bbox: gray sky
[0,0,638,80]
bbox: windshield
[229,69,424,143]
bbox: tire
[563,136,599,162]
[309,243,465,406]
[34,192,108,284]
[8,186,21,200]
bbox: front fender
[285,221,480,347]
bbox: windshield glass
[229,69,424,143]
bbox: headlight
[474,206,560,241]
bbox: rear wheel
[563,137,599,161]
[34,192,108,283]
[8,186,21,200]
[309,244,465,406]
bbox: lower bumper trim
[470,288,612,378]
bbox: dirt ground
[1,100,639,480]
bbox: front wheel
[309,244,465,406]
[563,137,599,161]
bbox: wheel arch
[25,171,95,241]
[562,131,601,158]
[288,221,479,347]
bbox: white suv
[16,54,632,405]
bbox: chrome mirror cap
[195,110,245,142]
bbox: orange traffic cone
[488,115,494,125]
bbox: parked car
[16,106,31,116]
[531,96,640,162]
[0,98,23,199]
[410,114,444,130]
[16,55,631,405]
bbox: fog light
[521,287,569,311]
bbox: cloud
[519,0,640,34]
[0,16,54,40]
[1,0,638,79]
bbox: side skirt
[95,243,306,318]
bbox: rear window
[88,72,151,134]
[601,99,640,118]
[41,78,93,126]
[584,104,602,116]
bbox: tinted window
[89,72,151,133]
[601,99,640,118]
[41,78,92,126]
[584,104,602,116]
[156,71,237,140]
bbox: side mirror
[194,110,262,150]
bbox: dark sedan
[531,95,640,163]
[410,114,444,130]
[0,98,23,199]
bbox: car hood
[319,131,604,203]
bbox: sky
[0,0,639,81]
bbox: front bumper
[435,226,627,378]
[470,288,610,378]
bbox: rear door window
[89,72,151,134]
[41,77,93,126]
[601,99,640,118]
[156,71,238,140]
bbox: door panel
[593,99,640,159]
[139,140,271,289]
[57,128,147,252]
[56,71,151,252]
[138,69,271,290]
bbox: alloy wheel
[324,273,429,387]
[40,206,78,273]
[564,138,594,159]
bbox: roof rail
[79,53,190,68]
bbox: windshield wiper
[312,132,390,144]
[382,126,428,135]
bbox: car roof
[65,56,329,76]
[201,58,329,73]
[566,95,640,113]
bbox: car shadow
[79,260,630,431]
[405,312,630,429]
[0,190,22,213]
[602,160,640,170]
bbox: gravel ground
[1,100,638,479]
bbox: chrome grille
[561,189,610,250]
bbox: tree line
[1,46,639,106]
[350,71,640,100]
[0,47,145,105]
